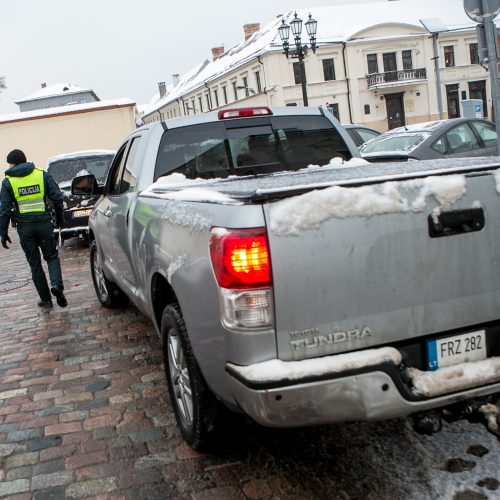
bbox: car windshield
[361,133,429,154]
[356,128,380,144]
[154,115,352,180]
[47,155,114,184]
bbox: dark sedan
[47,150,115,242]
[360,118,497,162]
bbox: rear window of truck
[154,115,352,180]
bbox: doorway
[468,80,487,117]
[446,84,460,118]
[385,93,405,129]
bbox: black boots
[50,286,68,308]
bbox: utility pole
[464,0,500,152]
[482,3,500,152]
[432,34,445,119]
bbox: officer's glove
[1,235,11,249]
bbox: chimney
[158,81,166,98]
[211,46,225,61]
[41,83,47,88]
[243,23,260,41]
[172,74,180,87]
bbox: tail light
[210,227,271,289]
[210,227,274,330]
[218,107,273,120]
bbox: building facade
[15,83,99,112]
[0,99,136,175]
[142,0,496,132]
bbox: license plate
[72,209,92,218]
[427,330,486,371]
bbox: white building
[142,0,496,132]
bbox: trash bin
[461,99,483,118]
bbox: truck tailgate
[264,167,500,361]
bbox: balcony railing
[367,68,427,88]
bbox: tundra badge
[289,327,373,350]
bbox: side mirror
[71,174,102,196]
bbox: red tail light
[210,227,271,289]
[218,107,273,120]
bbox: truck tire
[90,240,129,308]
[161,303,222,449]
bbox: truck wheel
[161,304,221,449]
[90,240,129,308]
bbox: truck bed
[146,156,500,201]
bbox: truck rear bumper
[226,348,500,427]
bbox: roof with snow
[15,83,99,104]
[47,150,117,163]
[0,98,135,124]
[142,0,487,118]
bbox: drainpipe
[342,42,354,124]
[257,55,270,105]
[204,83,213,110]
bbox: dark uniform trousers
[17,219,63,301]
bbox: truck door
[94,145,127,275]
[107,136,142,292]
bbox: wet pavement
[0,232,499,500]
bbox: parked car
[360,117,497,162]
[47,150,115,242]
[344,124,380,147]
[73,107,500,449]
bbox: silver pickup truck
[73,106,500,449]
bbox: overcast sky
[0,0,384,115]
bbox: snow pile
[270,174,466,236]
[408,357,500,397]
[152,173,205,186]
[143,174,239,205]
[152,187,237,204]
[228,347,402,383]
[307,157,370,170]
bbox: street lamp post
[278,12,318,106]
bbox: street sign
[464,0,500,22]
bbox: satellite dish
[464,0,500,22]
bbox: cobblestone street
[0,233,499,500]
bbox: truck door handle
[428,208,484,238]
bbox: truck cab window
[119,137,141,194]
[107,146,127,195]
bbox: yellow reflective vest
[6,168,46,214]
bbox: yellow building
[0,98,136,175]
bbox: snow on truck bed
[141,157,500,235]
[144,156,500,201]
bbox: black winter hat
[7,149,27,165]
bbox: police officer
[0,149,67,308]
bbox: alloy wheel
[92,249,109,300]
[167,329,194,427]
